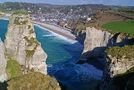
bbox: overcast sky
[0,0,134,6]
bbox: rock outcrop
[105,45,134,77]
[76,26,134,90]
[83,27,112,53]
[0,39,7,82]
[81,27,112,60]
[99,45,134,90]
[5,14,47,75]
[108,55,134,77]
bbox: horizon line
[0,1,134,7]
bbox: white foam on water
[42,34,54,37]
[0,18,9,20]
[35,24,78,44]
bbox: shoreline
[34,21,76,41]
[35,24,78,44]
[0,17,9,20]
[0,18,77,41]
[0,18,78,43]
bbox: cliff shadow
[112,72,134,90]
[115,38,134,46]
[75,31,86,44]
[79,46,107,70]
[79,32,134,70]
[78,32,134,90]
[0,81,8,90]
[108,32,134,47]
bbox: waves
[34,24,77,44]
[34,25,82,65]
[0,20,103,90]
[42,34,54,37]
[34,24,102,90]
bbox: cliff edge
[4,14,47,75]
[0,39,7,82]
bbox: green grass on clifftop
[106,45,134,59]
[6,59,23,79]
[8,72,61,90]
[102,20,134,34]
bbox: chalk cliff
[0,14,62,90]
[0,39,7,82]
[107,45,134,77]
[80,27,112,61]
[80,27,134,90]
[5,14,47,75]
[99,45,134,90]
[83,27,112,53]
[108,56,134,77]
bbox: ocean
[0,19,8,41]
[0,19,103,90]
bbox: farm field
[102,20,134,34]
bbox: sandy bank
[34,21,76,40]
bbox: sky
[0,0,134,6]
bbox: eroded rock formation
[81,27,112,60]
[108,52,134,77]
[5,14,47,75]
[83,27,112,53]
[80,27,134,90]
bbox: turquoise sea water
[34,25,83,65]
[0,20,103,90]
[34,25,103,90]
[0,19,8,41]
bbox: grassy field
[102,20,134,34]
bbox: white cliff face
[5,15,47,75]
[30,46,47,74]
[0,39,7,82]
[108,55,134,77]
[83,27,112,54]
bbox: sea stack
[83,27,112,53]
[4,12,47,75]
[81,27,112,60]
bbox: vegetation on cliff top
[24,36,39,58]
[8,72,61,90]
[5,56,60,90]
[106,45,134,59]
[107,45,134,89]
[24,37,39,46]
[25,50,35,58]
[11,10,29,25]
[13,16,28,25]
[5,59,61,90]
[6,59,23,79]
